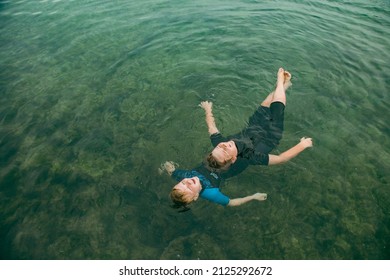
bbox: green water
[0,0,389,260]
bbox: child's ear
[193,193,199,201]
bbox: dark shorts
[246,101,285,152]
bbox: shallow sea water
[0,0,389,259]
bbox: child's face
[173,176,202,202]
[211,141,238,164]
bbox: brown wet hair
[205,153,232,172]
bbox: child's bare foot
[284,71,292,90]
[277,67,285,87]
[284,71,291,82]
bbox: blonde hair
[170,185,194,206]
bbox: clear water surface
[0,0,389,259]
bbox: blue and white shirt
[171,165,230,206]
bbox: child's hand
[252,193,267,201]
[159,161,177,175]
[199,101,213,112]
[300,137,313,148]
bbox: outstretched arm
[200,101,219,135]
[228,193,267,207]
[268,137,313,165]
